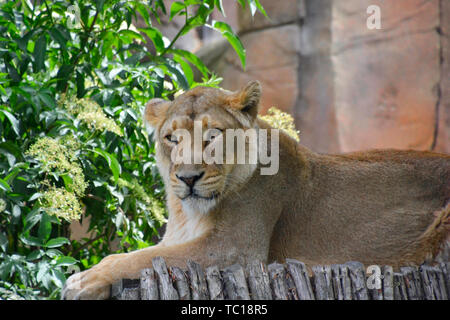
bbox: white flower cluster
[259,107,300,142]
[26,137,86,221]
[62,96,123,136]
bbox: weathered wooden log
[440,262,450,298]
[140,268,159,300]
[108,258,450,300]
[170,267,191,300]
[382,266,394,300]
[221,263,251,300]
[187,260,209,300]
[400,266,424,300]
[420,265,448,300]
[420,265,436,300]
[246,261,273,300]
[312,265,334,300]
[111,280,123,300]
[205,265,225,300]
[285,268,299,300]
[121,286,140,300]
[268,262,290,300]
[152,256,179,300]
[330,264,352,300]
[345,262,369,300]
[285,259,314,300]
[367,274,383,301]
[393,272,408,300]
[111,279,140,300]
[432,267,448,300]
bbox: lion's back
[330,149,450,202]
[270,148,449,267]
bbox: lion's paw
[61,268,111,300]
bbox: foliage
[0,0,266,299]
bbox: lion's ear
[237,80,261,119]
[144,98,171,127]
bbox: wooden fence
[110,257,449,300]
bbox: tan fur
[63,81,450,299]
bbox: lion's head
[144,81,262,215]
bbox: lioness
[63,81,449,299]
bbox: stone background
[176,0,449,154]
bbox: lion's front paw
[61,267,112,300]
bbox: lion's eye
[165,134,178,144]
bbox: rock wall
[209,0,449,154]
[332,0,439,152]
[436,0,450,153]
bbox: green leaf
[51,269,66,288]
[209,21,246,69]
[183,4,214,35]
[16,29,36,52]
[38,92,56,108]
[169,2,186,21]
[36,262,49,282]
[55,64,74,91]
[49,27,67,52]
[38,213,52,242]
[0,110,20,137]
[214,0,225,15]
[0,261,13,280]
[45,237,70,248]
[152,0,167,15]
[45,248,62,258]
[184,0,203,5]
[76,71,85,98]
[0,232,8,252]
[173,55,193,86]
[93,148,122,183]
[139,27,165,52]
[0,178,11,192]
[5,61,20,82]
[118,29,144,43]
[20,234,44,247]
[237,0,246,8]
[170,49,209,77]
[55,256,77,266]
[29,192,43,202]
[161,59,189,90]
[27,249,44,261]
[23,209,42,233]
[95,69,111,86]
[136,3,151,26]
[4,167,20,184]
[0,84,6,96]
[95,0,105,12]
[18,55,31,76]
[33,34,47,72]
[253,0,268,18]
[61,174,73,192]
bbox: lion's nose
[176,171,205,188]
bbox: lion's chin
[181,195,218,216]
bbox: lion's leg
[62,233,221,300]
